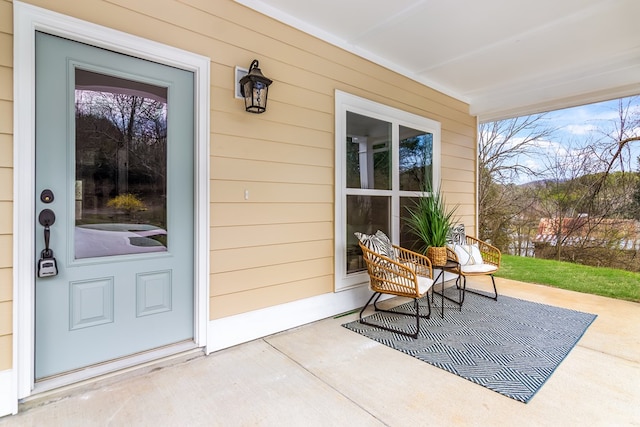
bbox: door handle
[38,209,58,277]
[38,208,56,227]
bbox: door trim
[13,1,210,400]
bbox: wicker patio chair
[357,240,434,339]
[447,234,501,300]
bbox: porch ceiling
[236,0,640,122]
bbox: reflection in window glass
[400,196,423,252]
[346,112,392,190]
[74,69,168,259]
[346,195,390,274]
[399,126,433,191]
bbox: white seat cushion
[461,264,497,274]
[417,276,434,294]
[369,271,433,295]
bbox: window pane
[400,196,424,253]
[346,195,390,274]
[75,69,168,259]
[346,112,392,190]
[399,126,433,191]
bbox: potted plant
[404,184,457,266]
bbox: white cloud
[564,124,598,135]
[530,138,569,156]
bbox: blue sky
[512,95,640,184]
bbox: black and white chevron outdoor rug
[342,290,596,403]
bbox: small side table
[431,260,462,318]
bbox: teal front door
[34,33,195,380]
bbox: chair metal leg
[359,292,380,320]
[359,292,431,339]
[463,275,498,300]
[453,274,466,308]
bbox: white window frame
[334,91,441,291]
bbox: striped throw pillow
[354,230,396,261]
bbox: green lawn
[495,254,640,303]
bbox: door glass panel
[75,69,168,259]
[346,195,390,274]
[399,126,433,191]
[346,112,392,190]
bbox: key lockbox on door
[37,204,58,278]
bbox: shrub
[107,193,146,213]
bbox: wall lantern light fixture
[239,59,273,114]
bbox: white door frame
[13,1,210,400]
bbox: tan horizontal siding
[210,275,332,319]
[0,67,10,101]
[0,268,10,302]
[213,111,331,148]
[0,100,11,134]
[0,235,11,268]
[442,166,476,184]
[211,181,333,204]
[211,240,333,274]
[211,257,333,297]
[0,202,11,234]
[445,192,476,209]
[211,222,333,251]
[442,130,478,152]
[212,203,332,227]
[442,144,476,164]
[0,134,11,168]
[0,301,10,335]
[213,135,332,167]
[211,157,332,184]
[0,0,11,31]
[0,167,12,201]
[0,38,11,69]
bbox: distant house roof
[533,217,640,250]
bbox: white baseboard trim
[207,286,373,353]
[0,369,17,417]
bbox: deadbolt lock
[40,189,55,204]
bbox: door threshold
[26,341,202,406]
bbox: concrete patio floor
[1,277,639,426]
